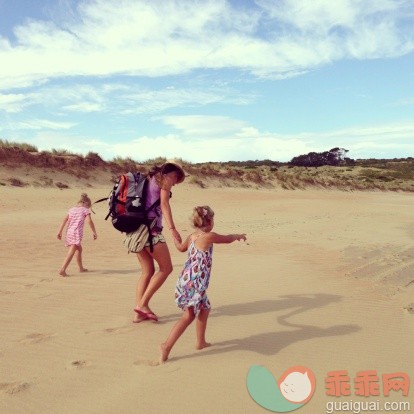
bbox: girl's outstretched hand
[236,234,247,241]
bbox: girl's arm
[86,214,98,240]
[195,232,246,250]
[173,234,191,252]
[159,187,181,243]
[57,215,69,240]
[208,232,247,244]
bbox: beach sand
[1,183,413,413]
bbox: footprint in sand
[84,325,130,335]
[0,381,30,395]
[19,333,55,344]
[103,325,130,334]
[403,303,414,313]
[133,358,161,367]
[40,278,54,283]
[67,360,91,370]
[133,359,181,371]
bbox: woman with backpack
[132,160,185,323]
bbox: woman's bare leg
[196,308,211,350]
[134,249,155,323]
[137,242,173,312]
[160,308,195,363]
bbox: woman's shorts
[145,232,166,247]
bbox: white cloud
[23,117,414,162]
[63,102,104,112]
[0,0,413,88]
[0,85,107,113]
[161,115,249,138]
[108,134,298,163]
[120,87,251,115]
[321,122,414,141]
[0,81,252,116]
[13,119,76,130]
[0,93,30,113]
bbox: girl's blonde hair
[192,205,214,229]
[78,193,92,207]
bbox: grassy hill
[1,140,413,191]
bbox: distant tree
[289,148,354,167]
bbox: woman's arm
[57,215,68,240]
[159,187,181,242]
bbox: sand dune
[1,183,413,413]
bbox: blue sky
[0,0,413,163]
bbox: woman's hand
[170,228,182,243]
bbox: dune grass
[0,141,413,191]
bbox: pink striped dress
[64,206,91,247]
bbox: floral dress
[175,238,213,315]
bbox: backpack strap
[145,198,161,215]
[93,197,113,221]
[93,197,108,204]
[144,190,171,216]
[146,217,158,252]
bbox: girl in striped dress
[57,193,97,276]
[160,206,246,363]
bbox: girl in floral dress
[57,193,97,276]
[160,206,246,363]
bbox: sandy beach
[1,183,413,414]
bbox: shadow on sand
[166,293,360,361]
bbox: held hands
[170,228,182,244]
[173,237,181,249]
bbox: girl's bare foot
[160,343,170,363]
[196,341,211,350]
[59,270,68,277]
[79,268,88,273]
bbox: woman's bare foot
[160,343,170,363]
[136,304,154,314]
[133,313,147,323]
[79,268,88,273]
[59,270,68,277]
[196,341,211,350]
